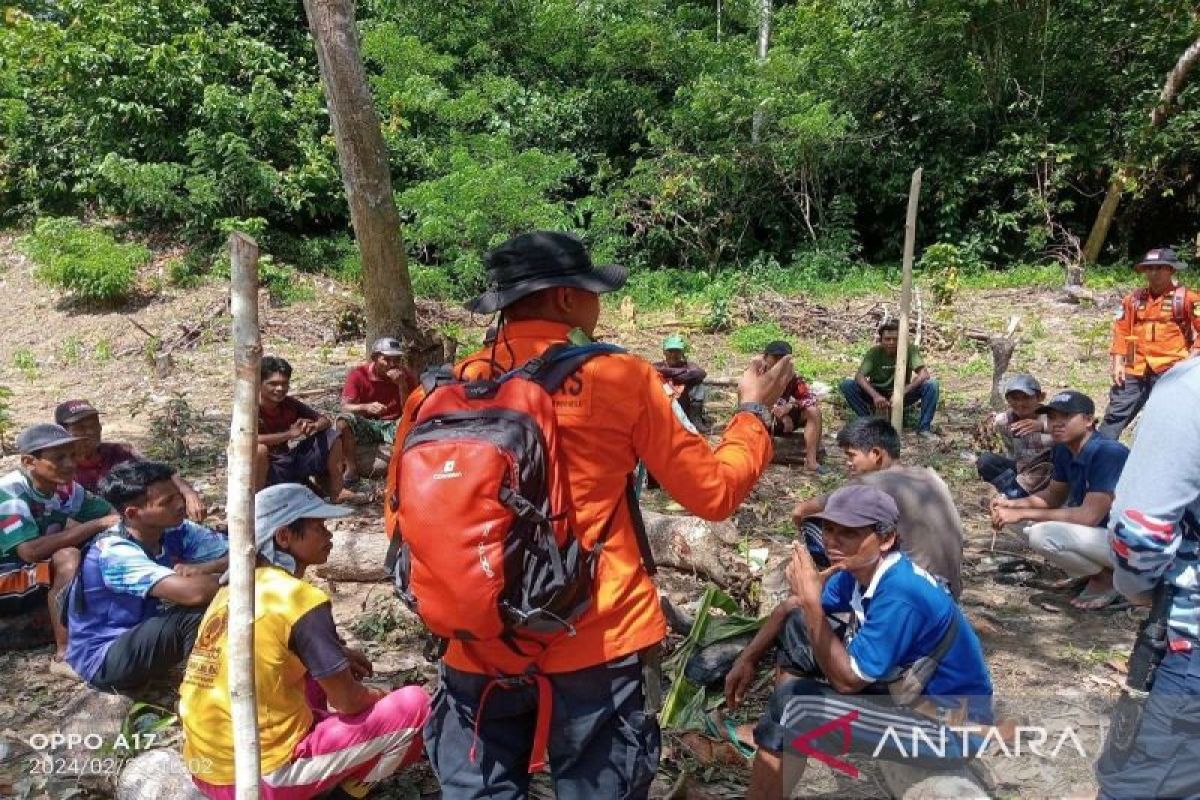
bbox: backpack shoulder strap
[510,342,626,393]
[929,608,960,663]
[1173,286,1194,347]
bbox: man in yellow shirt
[180,484,430,799]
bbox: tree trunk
[750,0,770,144]
[227,233,263,799]
[302,0,440,370]
[1081,35,1200,270]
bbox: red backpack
[386,343,654,656]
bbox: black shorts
[267,428,339,486]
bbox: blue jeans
[839,378,939,432]
[1096,647,1200,799]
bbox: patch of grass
[259,256,316,305]
[94,339,114,362]
[0,386,13,452]
[59,336,84,365]
[1058,644,1130,668]
[728,322,790,354]
[12,348,38,378]
[22,217,148,303]
[955,354,992,378]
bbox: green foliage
[259,256,315,305]
[59,336,84,365]
[94,339,114,362]
[22,218,148,303]
[729,322,790,355]
[2,0,1200,283]
[12,348,38,378]
[918,243,972,306]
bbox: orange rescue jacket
[1110,285,1200,376]
[384,319,773,675]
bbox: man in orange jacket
[386,231,792,799]
[1101,247,1200,440]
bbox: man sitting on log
[974,374,1053,499]
[0,424,117,666]
[256,356,363,503]
[793,417,963,597]
[991,390,1129,610]
[64,460,227,692]
[337,337,417,483]
[55,398,206,521]
[839,320,939,439]
[727,486,994,799]
[180,483,430,800]
[763,340,825,473]
[653,334,710,433]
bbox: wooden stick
[227,232,263,799]
[891,168,923,431]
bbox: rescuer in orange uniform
[1101,247,1200,440]
[386,231,793,799]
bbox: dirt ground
[0,233,1143,799]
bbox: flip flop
[1070,587,1125,611]
[704,710,756,758]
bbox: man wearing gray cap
[726,485,993,798]
[975,373,1053,499]
[338,337,418,480]
[0,424,117,663]
[180,483,430,798]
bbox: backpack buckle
[466,380,500,400]
[499,487,545,521]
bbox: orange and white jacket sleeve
[633,363,773,521]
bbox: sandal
[1070,587,1126,611]
[703,710,756,758]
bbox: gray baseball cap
[810,485,900,530]
[1004,374,1042,397]
[17,423,81,455]
[254,483,352,548]
[370,337,405,357]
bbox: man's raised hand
[739,355,795,408]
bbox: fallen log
[319,509,752,588]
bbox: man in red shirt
[257,356,362,503]
[763,341,825,473]
[55,399,206,522]
[338,338,417,481]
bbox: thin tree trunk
[302,0,439,369]
[751,0,771,144]
[227,233,263,800]
[1081,35,1200,270]
[891,168,922,432]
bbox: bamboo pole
[227,232,262,799]
[891,168,922,431]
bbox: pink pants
[193,683,431,800]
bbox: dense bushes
[2,0,1199,286]
[21,217,150,303]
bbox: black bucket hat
[465,232,627,315]
[1135,247,1187,271]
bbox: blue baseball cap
[254,483,352,549]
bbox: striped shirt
[0,470,112,560]
[1109,357,1200,649]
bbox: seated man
[653,334,710,432]
[64,461,227,692]
[55,399,206,521]
[839,320,939,438]
[256,356,361,503]
[991,390,1129,610]
[763,340,824,473]
[793,417,963,597]
[338,337,417,480]
[0,424,116,662]
[181,484,430,799]
[726,486,993,800]
[974,374,1053,499]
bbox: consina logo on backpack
[433,460,463,480]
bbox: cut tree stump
[117,748,206,800]
[966,316,1021,410]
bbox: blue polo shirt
[65,520,228,682]
[822,553,993,723]
[1050,433,1129,524]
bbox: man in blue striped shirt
[1099,356,1200,798]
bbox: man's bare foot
[1070,571,1122,610]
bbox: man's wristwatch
[737,402,774,431]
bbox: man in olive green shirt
[839,320,939,438]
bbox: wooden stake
[227,232,262,799]
[891,168,923,431]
